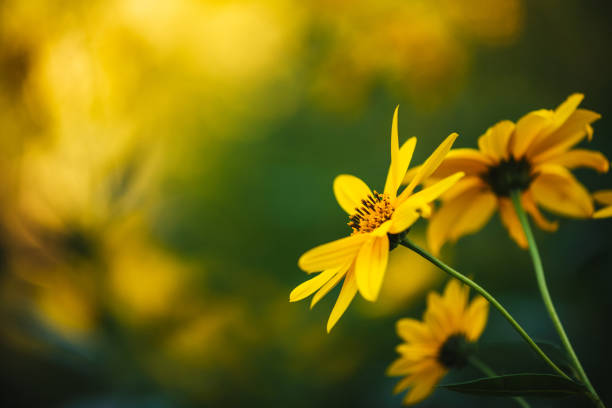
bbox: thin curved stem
[510,190,605,408]
[399,238,570,380]
[468,356,530,408]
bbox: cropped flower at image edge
[290,107,464,332]
[415,93,608,253]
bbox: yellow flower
[414,93,608,253]
[387,279,489,405]
[290,107,464,332]
[593,190,612,218]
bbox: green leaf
[442,373,586,398]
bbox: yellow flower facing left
[290,107,464,332]
[387,279,489,405]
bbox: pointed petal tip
[391,107,399,132]
[297,256,307,271]
[569,92,585,100]
[289,286,304,302]
[359,288,377,302]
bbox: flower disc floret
[348,191,394,234]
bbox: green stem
[399,238,570,380]
[510,190,605,408]
[468,356,530,408]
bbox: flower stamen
[348,191,394,234]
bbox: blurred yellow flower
[416,93,607,253]
[309,0,523,109]
[387,279,489,405]
[593,190,612,219]
[34,270,97,338]
[106,220,188,322]
[291,107,463,332]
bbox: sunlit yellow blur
[309,0,523,109]
[34,269,97,338]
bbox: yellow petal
[396,343,439,358]
[327,269,358,332]
[522,191,558,232]
[524,93,586,156]
[400,172,465,209]
[586,124,594,141]
[333,174,372,214]
[529,109,601,160]
[511,109,553,158]
[448,190,497,242]
[498,197,527,248]
[385,137,417,198]
[440,176,488,201]
[419,203,432,218]
[427,188,495,255]
[553,93,584,125]
[592,190,612,217]
[424,292,453,342]
[403,148,491,185]
[478,120,515,161]
[391,106,400,164]
[298,234,368,273]
[402,365,446,405]
[593,190,612,205]
[310,265,348,308]
[400,133,458,200]
[594,206,612,219]
[464,296,489,341]
[384,106,401,195]
[524,93,586,157]
[396,318,433,344]
[402,166,420,187]
[355,236,389,301]
[289,268,340,302]
[442,279,469,331]
[371,219,393,237]
[530,165,594,218]
[384,107,415,197]
[392,373,415,394]
[389,206,420,234]
[387,357,431,377]
[536,149,609,173]
[387,358,415,378]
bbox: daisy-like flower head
[387,279,489,405]
[290,107,464,332]
[593,190,612,219]
[413,93,608,253]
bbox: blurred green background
[0,0,611,407]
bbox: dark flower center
[437,333,473,369]
[483,157,532,197]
